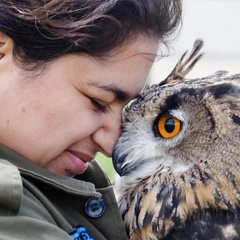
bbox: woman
[0,0,182,239]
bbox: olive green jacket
[0,145,128,240]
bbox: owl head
[113,41,240,184]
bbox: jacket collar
[0,144,102,198]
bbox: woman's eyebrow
[90,83,131,102]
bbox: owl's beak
[112,148,131,177]
[112,148,125,176]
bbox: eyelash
[90,98,107,113]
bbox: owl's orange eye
[157,115,181,139]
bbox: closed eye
[90,98,107,113]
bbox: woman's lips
[64,150,93,174]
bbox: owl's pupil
[164,118,175,133]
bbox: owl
[112,39,240,240]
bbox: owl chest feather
[121,164,240,240]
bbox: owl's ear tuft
[159,39,204,86]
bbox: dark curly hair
[0,0,182,70]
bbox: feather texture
[113,40,240,240]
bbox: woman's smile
[63,150,92,175]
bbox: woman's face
[0,35,158,176]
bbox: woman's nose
[92,109,122,157]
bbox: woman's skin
[0,32,158,177]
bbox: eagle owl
[112,40,240,240]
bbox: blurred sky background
[150,0,240,83]
[98,0,240,181]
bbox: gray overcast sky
[150,0,240,83]
[177,0,240,56]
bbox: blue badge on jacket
[69,225,94,240]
